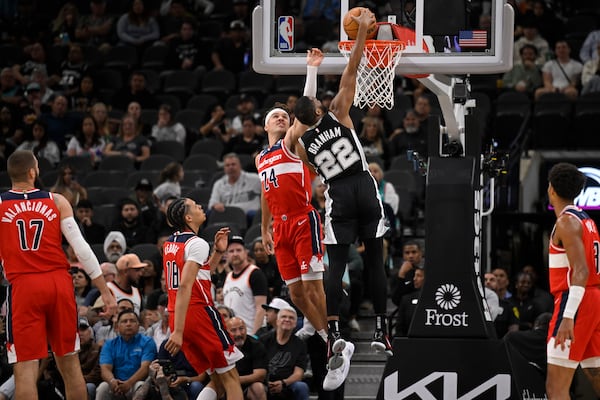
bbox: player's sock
[375,314,387,334]
[197,387,217,400]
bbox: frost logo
[426,284,469,327]
[435,284,461,310]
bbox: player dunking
[163,198,244,400]
[546,163,600,399]
[258,49,354,391]
[292,8,393,355]
[0,150,117,399]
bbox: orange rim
[339,40,406,53]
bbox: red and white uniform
[0,189,78,363]
[163,231,243,374]
[548,205,600,363]
[256,139,324,281]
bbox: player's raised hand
[353,8,375,28]
[307,48,324,67]
[213,227,231,253]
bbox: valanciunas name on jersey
[1,201,58,222]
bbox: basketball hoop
[338,40,405,110]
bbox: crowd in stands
[0,0,598,398]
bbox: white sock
[196,387,217,400]
[317,329,328,343]
[303,318,315,333]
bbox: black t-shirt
[259,331,307,381]
[236,336,267,380]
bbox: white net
[338,40,405,110]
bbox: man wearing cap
[75,199,106,244]
[211,19,249,74]
[229,94,261,136]
[260,306,310,400]
[223,235,268,335]
[256,298,291,338]
[78,316,102,399]
[134,178,158,228]
[108,254,146,315]
[111,198,154,248]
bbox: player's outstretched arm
[303,48,324,97]
[330,8,375,123]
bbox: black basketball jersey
[299,112,368,183]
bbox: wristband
[563,285,585,319]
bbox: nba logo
[278,16,294,51]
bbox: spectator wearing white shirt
[535,40,583,101]
[151,104,186,145]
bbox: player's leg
[215,367,243,400]
[53,353,88,400]
[246,381,267,400]
[13,360,39,399]
[546,363,577,399]
[582,366,600,396]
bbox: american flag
[458,30,487,47]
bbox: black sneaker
[370,330,393,356]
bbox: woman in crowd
[116,0,160,48]
[153,162,184,205]
[151,104,186,144]
[50,164,88,206]
[91,102,112,138]
[16,119,60,165]
[72,267,93,308]
[66,114,106,165]
[360,116,391,169]
[103,114,151,163]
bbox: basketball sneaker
[323,338,355,391]
[370,330,393,356]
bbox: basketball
[343,7,378,40]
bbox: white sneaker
[323,339,354,391]
[348,318,361,332]
[295,318,316,340]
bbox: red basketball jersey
[0,190,69,281]
[257,139,312,217]
[163,231,212,312]
[548,205,600,295]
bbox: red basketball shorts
[6,270,79,363]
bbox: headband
[264,108,290,126]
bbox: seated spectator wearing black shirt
[75,0,114,51]
[134,178,159,228]
[75,199,106,244]
[222,115,264,163]
[57,43,89,98]
[227,317,268,400]
[168,19,201,70]
[389,109,427,158]
[211,20,250,74]
[111,198,155,248]
[503,312,551,375]
[40,94,78,150]
[112,71,158,111]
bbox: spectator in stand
[507,271,552,332]
[103,114,151,164]
[168,18,201,70]
[40,94,78,150]
[71,75,99,112]
[67,114,106,165]
[75,199,107,245]
[208,153,262,221]
[11,42,55,86]
[153,162,184,205]
[50,164,88,206]
[229,0,252,31]
[259,306,309,400]
[394,266,424,337]
[18,82,45,122]
[413,95,432,133]
[223,235,268,335]
[251,238,283,301]
[503,312,551,376]
[51,3,79,46]
[0,67,23,106]
[227,317,268,400]
[57,43,89,98]
[78,316,103,400]
[96,309,157,400]
[76,0,115,52]
[368,162,399,216]
[135,178,159,228]
[502,44,543,94]
[151,104,186,145]
[580,29,600,64]
[535,40,582,101]
[211,19,250,74]
[144,294,170,350]
[82,262,119,321]
[16,119,61,165]
[116,0,160,49]
[95,298,138,347]
[157,0,196,44]
[30,69,56,106]
[103,231,128,263]
[127,101,151,136]
[221,115,264,160]
[91,102,112,139]
[256,298,291,338]
[109,253,147,317]
[198,104,230,143]
[73,268,93,308]
[111,198,154,248]
[512,17,549,66]
[112,71,158,111]
[389,109,427,158]
[528,0,563,49]
[520,264,554,313]
[211,253,231,289]
[229,94,261,136]
[391,240,425,305]
[359,116,391,168]
[0,106,21,155]
[582,43,600,85]
[492,267,512,300]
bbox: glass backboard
[252,0,514,75]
